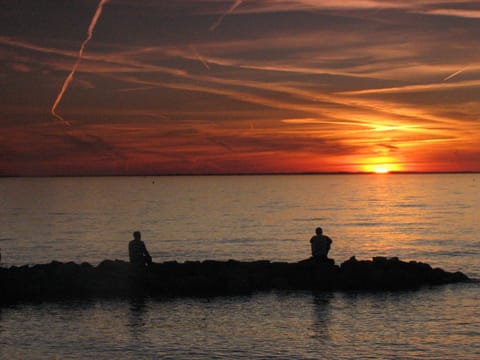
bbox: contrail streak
[444,66,468,81]
[51,0,110,125]
[189,45,210,70]
[209,0,243,31]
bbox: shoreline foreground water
[1,256,471,305]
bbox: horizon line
[1,171,479,178]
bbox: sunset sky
[1,0,480,175]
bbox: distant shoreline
[1,171,479,178]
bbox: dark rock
[0,257,472,305]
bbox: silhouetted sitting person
[129,231,152,267]
[310,227,332,263]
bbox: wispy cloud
[337,79,480,95]
[420,8,480,19]
[0,36,186,76]
[10,63,32,73]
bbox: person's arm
[142,242,152,263]
[144,247,151,258]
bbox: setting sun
[360,159,403,174]
[374,167,390,174]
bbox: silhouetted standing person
[129,231,152,267]
[310,227,332,262]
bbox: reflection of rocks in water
[310,293,334,342]
[0,257,471,305]
[128,297,148,342]
[129,297,147,327]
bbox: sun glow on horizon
[360,159,404,174]
[374,167,390,174]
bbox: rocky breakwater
[0,257,471,304]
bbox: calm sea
[1,175,479,359]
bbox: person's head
[133,231,141,240]
[315,227,323,235]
